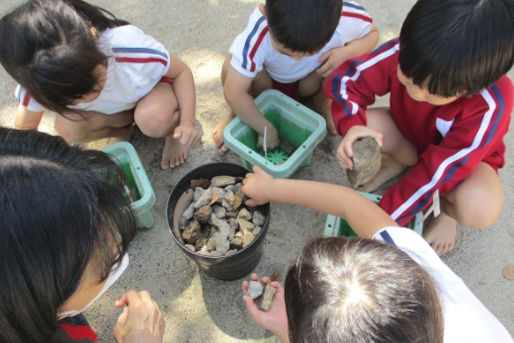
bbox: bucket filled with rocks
[167,163,270,280]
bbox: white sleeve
[14,85,45,112]
[229,7,268,79]
[106,25,171,86]
[338,1,373,44]
[374,227,513,343]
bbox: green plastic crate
[103,142,156,229]
[324,192,423,237]
[223,90,327,178]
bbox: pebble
[247,281,264,299]
[347,137,381,188]
[195,205,212,223]
[253,211,266,226]
[259,285,277,311]
[211,175,236,187]
[237,208,252,221]
[182,220,202,243]
[502,265,514,280]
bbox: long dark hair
[0,0,129,114]
[285,237,444,343]
[399,0,514,97]
[0,128,137,343]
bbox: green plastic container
[102,142,156,229]
[323,192,423,237]
[223,90,327,178]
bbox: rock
[193,187,206,202]
[247,281,264,299]
[230,236,243,249]
[222,190,235,210]
[185,244,196,252]
[226,210,237,218]
[502,265,514,280]
[233,189,244,210]
[237,218,255,235]
[191,178,210,189]
[195,205,213,223]
[199,245,209,254]
[194,236,208,250]
[243,230,255,248]
[179,203,195,229]
[224,184,236,193]
[233,183,242,192]
[210,213,231,238]
[237,208,252,221]
[206,237,216,251]
[227,249,238,255]
[347,137,381,188]
[208,251,223,257]
[228,218,237,240]
[182,220,202,243]
[214,232,230,254]
[194,188,213,208]
[252,211,266,226]
[211,175,236,187]
[253,226,262,236]
[235,231,243,238]
[209,187,225,206]
[212,205,227,219]
[259,285,277,311]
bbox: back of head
[0,0,128,114]
[0,128,137,343]
[399,0,514,97]
[265,0,342,53]
[285,237,444,343]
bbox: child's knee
[135,108,179,138]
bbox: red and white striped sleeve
[381,77,513,225]
[14,85,45,112]
[229,7,269,79]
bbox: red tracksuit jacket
[324,38,513,225]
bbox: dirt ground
[0,0,512,342]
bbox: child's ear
[258,3,266,16]
[89,26,98,38]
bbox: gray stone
[222,190,235,210]
[195,205,213,223]
[252,211,266,226]
[237,218,255,235]
[253,226,262,236]
[209,213,231,238]
[213,232,230,254]
[347,137,381,188]
[193,187,205,202]
[179,202,195,229]
[247,281,264,300]
[210,175,237,187]
[212,205,227,219]
[185,244,196,252]
[237,208,252,221]
[194,187,213,208]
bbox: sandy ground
[0,0,512,342]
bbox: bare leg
[423,162,504,255]
[54,110,134,144]
[134,82,186,169]
[357,108,418,191]
[213,54,273,151]
[299,71,337,134]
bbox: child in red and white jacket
[325,0,513,254]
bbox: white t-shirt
[229,1,373,83]
[15,25,170,114]
[374,227,513,342]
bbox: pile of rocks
[178,175,266,257]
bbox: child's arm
[14,105,44,130]
[317,25,379,78]
[165,55,201,148]
[224,66,279,148]
[242,166,396,239]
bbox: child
[325,0,514,254]
[213,0,379,151]
[0,128,164,342]
[241,166,513,343]
[0,0,201,170]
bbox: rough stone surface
[247,281,264,300]
[212,205,227,219]
[347,137,381,188]
[258,285,277,311]
[211,175,237,187]
[253,211,266,226]
[194,205,212,223]
[182,220,202,243]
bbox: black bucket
[166,162,270,281]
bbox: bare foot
[422,212,457,255]
[161,135,189,169]
[357,158,405,192]
[212,114,234,152]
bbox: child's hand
[242,273,289,342]
[316,46,352,78]
[242,166,275,206]
[337,125,383,170]
[173,124,202,149]
[113,291,165,343]
[257,126,279,150]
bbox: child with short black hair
[241,166,513,343]
[213,0,379,151]
[0,0,201,170]
[325,0,513,254]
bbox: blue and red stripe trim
[242,16,267,71]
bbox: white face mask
[57,254,129,320]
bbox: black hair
[265,0,342,53]
[0,128,137,343]
[0,0,129,114]
[285,237,444,343]
[399,0,514,97]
